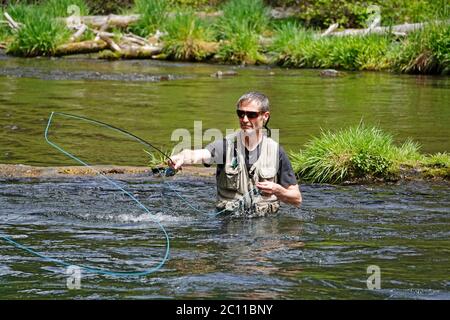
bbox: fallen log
[63,14,140,29]
[120,44,163,59]
[55,40,107,56]
[62,8,298,29]
[328,20,449,37]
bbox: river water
[0,53,449,299]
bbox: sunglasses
[236,110,263,119]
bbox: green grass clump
[7,7,70,57]
[290,125,450,183]
[270,22,316,67]
[271,23,393,71]
[423,152,450,168]
[163,10,216,61]
[215,0,269,65]
[42,0,90,17]
[130,0,169,37]
[420,152,450,179]
[216,23,266,65]
[144,148,171,168]
[391,22,450,75]
[217,0,269,37]
[0,7,7,43]
[290,125,400,183]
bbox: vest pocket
[258,167,277,182]
[219,167,240,191]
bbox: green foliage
[271,25,393,71]
[216,23,266,64]
[390,139,423,165]
[41,0,90,17]
[269,22,316,67]
[290,125,400,183]
[6,6,70,57]
[289,125,450,183]
[0,7,7,42]
[169,0,214,8]
[421,152,450,179]
[214,0,270,65]
[144,148,171,168]
[391,23,450,75]
[217,0,269,38]
[163,10,216,61]
[288,0,445,29]
[130,0,169,37]
[422,152,450,169]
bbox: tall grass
[271,23,393,71]
[290,125,403,183]
[41,0,90,17]
[0,6,7,42]
[130,0,169,37]
[215,0,269,64]
[3,1,85,57]
[163,10,216,61]
[216,23,266,64]
[217,0,269,38]
[7,6,70,57]
[391,22,450,75]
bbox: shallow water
[0,176,448,299]
[0,53,449,167]
[0,54,449,299]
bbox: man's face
[237,100,269,134]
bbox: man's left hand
[256,181,280,196]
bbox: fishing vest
[216,131,280,218]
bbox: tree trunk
[55,40,108,56]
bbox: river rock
[319,69,342,77]
[210,70,238,78]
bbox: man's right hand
[167,152,184,170]
[167,149,212,170]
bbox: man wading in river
[169,92,302,217]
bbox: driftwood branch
[321,23,339,37]
[98,32,122,53]
[3,12,21,31]
[70,24,88,42]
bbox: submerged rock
[319,69,342,77]
[210,70,238,78]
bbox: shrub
[391,23,450,75]
[6,6,70,57]
[130,0,169,37]
[290,125,398,183]
[163,10,216,61]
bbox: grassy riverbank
[289,125,450,184]
[1,0,449,74]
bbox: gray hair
[236,91,270,112]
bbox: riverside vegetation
[0,0,448,74]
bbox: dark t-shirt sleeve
[205,139,226,166]
[277,146,298,188]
